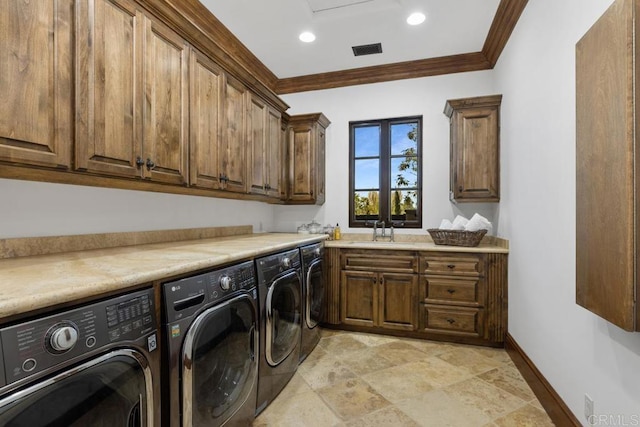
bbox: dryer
[163,260,258,427]
[299,242,325,362]
[255,248,302,415]
[0,287,161,426]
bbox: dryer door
[306,258,325,329]
[0,349,153,426]
[266,270,301,366]
[182,293,258,427]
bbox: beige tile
[318,378,391,420]
[298,345,332,371]
[403,338,458,357]
[370,341,435,365]
[297,354,358,390]
[320,328,342,338]
[348,331,399,347]
[252,390,341,427]
[492,404,555,427]
[477,364,538,402]
[471,346,514,365]
[437,346,504,375]
[274,372,314,401]
[529,397,546,412]
[318,334,369,356]
[339,347,396,376]
[408,356,475,388]
[444,377,527,420]
[343,406,421,427]
[362,362,435,403]
[396,389,492,427]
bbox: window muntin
[350,116,422,228]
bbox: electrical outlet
[584,394,594,424]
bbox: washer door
[182,293,258,427]
[266,270,301,366]
[0,349,152,427]
[306,258,324,329]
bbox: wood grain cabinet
[286,113,330,205]
[444,95,502,202]
[76,0,188,185]
[340,250,418,332]
[576,0,640,331]
[0,0,74,169]
[189,49,247,193]
[247,94,283,199]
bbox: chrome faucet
[372,221,394,241]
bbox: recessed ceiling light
[407,12,426,26]
[299,31,316,43]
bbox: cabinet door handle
[146,158,155,170]
[135,156,144,168]
[447,264,456,269]
[372,277,377,284]
[446,318,456,324]
[447,289,456,294]
[458,186,463,192]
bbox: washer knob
[49,324,79,352]
[220,275,231,291]
[282,257,291,268]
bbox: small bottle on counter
[334,223,341,240]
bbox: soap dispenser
[334,223,341,240]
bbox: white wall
[275,71,499,233]
[0,178,274,238]
[495,0,640,424]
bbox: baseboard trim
[505,333,581,427]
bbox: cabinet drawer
[419,254,483,276]
[422,277,483,307]
[342,250,417,273]
[420,305,483,337]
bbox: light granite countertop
[0,232,325,322]
[325,233,509,253]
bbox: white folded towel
[451,215,468,230]
[439,219,453,230]
[465,213,492,232]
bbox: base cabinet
[328,248,507,347]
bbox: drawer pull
[446,318,456,324]
[447,264,456,269]
[447,289,456,294]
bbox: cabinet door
[76,0,143,178]
[0,0,73,168]
[266,107,283,198]
[315,124,326,205]
[189,49,223,189]
[247,95,267,195]
[451,106,499,201]
[221,75,248,193]
[341,271,377,327]
[142,16,188,185]
[379,273,418,331]
[288,124,315,202]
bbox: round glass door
[306,258,324,329]
[0,350,151,427]
[182,294,257,427]
[266,271,301,366]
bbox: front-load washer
[299,242,325,362]
[0,287,161,426]
[163,260,258,427]
[255,248,302,415]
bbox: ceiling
[194,0,528,93]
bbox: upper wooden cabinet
[248,94,283,199]
[0,0,74,169]
[76,0,188,185]
[444,95,502,203]
[576,0,640,332]
[286,113,330,205]
[220,74,248,193]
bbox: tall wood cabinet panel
[220,75,248,193]
[142,16,189,185]
[189,49,224,190]
[76,0,143,178]
[247,94,283,198]
[287,113,330,204]
[576,0,640,332]
[444,95,501,202]
[0,0,73,169]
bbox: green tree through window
[350,116,422,228]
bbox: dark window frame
[348,116,423,229]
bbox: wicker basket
[427,229,487,247]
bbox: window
[349,116,422,228]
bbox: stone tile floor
[253,329,554,427]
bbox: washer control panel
[0,288,156,388]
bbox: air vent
[352,43,383,56]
